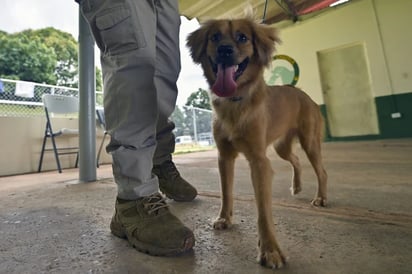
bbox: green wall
[274,0,412,141]
[321,92,412,141]
[376,92,412,139]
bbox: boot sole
[163,192,196,202]
[159,187,197,202]
[110,221,194,256]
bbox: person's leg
[80,0,158,199]
[152,0,197,201]
[152,0,180,165]
[78,0,194,255]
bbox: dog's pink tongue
[212,64,237,97]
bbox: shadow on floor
[1,139,411,273]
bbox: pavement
[0,139,411,274]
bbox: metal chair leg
[50,134,62,173]
[96,132,107,168]
[38,132,48,172]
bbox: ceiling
[179,0,347,25]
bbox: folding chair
[96,108,108,167]
[38,94,79,173]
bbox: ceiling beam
[265,0,327,24]
[283,0,299,22]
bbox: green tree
[24,28,79,87]
[171,106,186,137]
[185,88,211,110]
[0,34,57,84]
[0,27,102,91]
[95,67,103,92]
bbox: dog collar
[228,96,243,102]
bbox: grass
[174,143,215,154]
[0,104,44,116]
[0,103,215,155]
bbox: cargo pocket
[95,5,146,55]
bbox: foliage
[96,67,103,92]
[0,33,57,84]
[0,27,102,90]
[171,107,186,137]
[172,105,212,139]
[0,30,7,38]
[185,88,211,110]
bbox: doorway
[317,43,379,137]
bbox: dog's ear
[252,22,281,66]
[186,23,210,64]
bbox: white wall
[0,116,111,176]
[274,0,412,104]
[373,0,412,94]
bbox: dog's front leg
[213,146,238,230]
[247,153,287,269]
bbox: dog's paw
[311,197,327,207]
[258,249,287,269]
[290,186,302,195]
[213,217,232,230]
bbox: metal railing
[0,78,213,145]
[176,106,213,145]
[1,79,77,117]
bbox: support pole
[192,107,198,143]
[78,9,96,182]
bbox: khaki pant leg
[80,0,179,199]
[153,0,181,165]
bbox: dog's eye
[236,33,248,43]
[210,33,221,42]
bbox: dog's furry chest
[213,101,267,141]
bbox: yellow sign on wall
[264,54,300,86]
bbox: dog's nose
[217,45,234,58]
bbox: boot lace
[142,193,169,215]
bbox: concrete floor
[1,139,411,274]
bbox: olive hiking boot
[153,160,197,202]
[110,193,195,256]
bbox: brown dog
[187,18,327,269]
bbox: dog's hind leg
[213,140,238,229]
[299,133,328,207]
[274,130,302,195]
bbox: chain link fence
[0,78,213,145]
[0,78,82,117]
[173,106,214,145]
